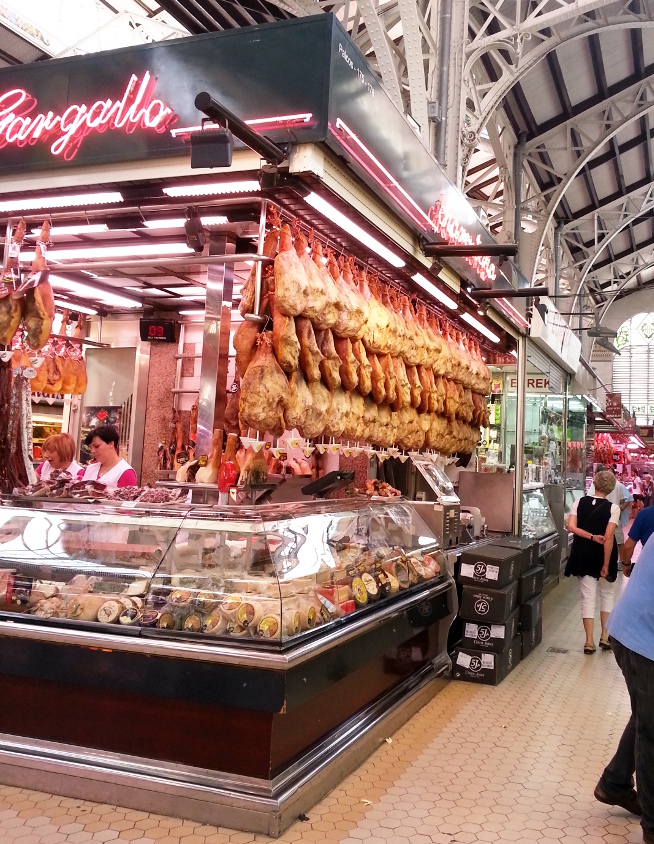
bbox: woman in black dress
[565,469,620,654]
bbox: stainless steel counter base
[0,658,450,837]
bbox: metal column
[195,234,236,458]
[513,334,528,534]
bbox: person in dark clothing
[565,469,620,654]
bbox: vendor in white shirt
[37,433,83,480]
[81,425,137,490]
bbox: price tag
[486,564,500,581]
[456,651,472,668]
[490,624,506,639]
[464,622,479,638]
[481,654,495,669]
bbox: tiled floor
[0,574,643,844]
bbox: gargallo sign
[0,73,178,160]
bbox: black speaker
[190,127,234,169]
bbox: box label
[481,653,495,668]
[460,563,476,578]
[490,624,506,639]
[456,651,472,668]
[464,622,479,638]
[486,564,500,581]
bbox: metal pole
[195,234,235,457]
[554,221,562,300]
[513,132,526,260]
[253,200,267,316]
[513,333,528,534]
[434,0,453,164]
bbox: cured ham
[293,224,327,321]
[20,222,55,351]
[285,368,313,435]
[309,237,340,330]
[296,316,323,383]
[379,354,397,406]
[352,339,372,396]
[330,252,366,338]
[271,294,300,373]
[368,352,386,404]
[275,223,308,316]
[333,335,359,392]
[239,333,289,436]
[306,381,331,439]
[0,219,25,347]
[240,217,279,316]
[392,357,411,412]
[315,328,341,391]
[323,387,348,439]
[406,364,422,410]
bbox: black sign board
[139,319,178,343]
[0,15,503,287]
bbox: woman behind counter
[81,425,137,490]
[565,468,619,654]
[36,433,83,480]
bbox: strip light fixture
[22,242,194,262]
[145,215,228,229]
[0,192,123,212]
[31,224,109,236]
[170,113,313,138]
[53,298,98,315]
[304,192,405,268]
[179,309,205,316]
[461,311,500,343]
[163,181,259,197]
[50,276,142,309]
[412,272,457,310]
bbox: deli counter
[0,497,456,836]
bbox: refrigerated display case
[0,498,456,835]
[522,485,560,583]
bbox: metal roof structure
[3,0,654,329]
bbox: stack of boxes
[452,538,544,685]
[496,537,544,660]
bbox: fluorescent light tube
[32,224,109,236]
[461,311,500,343]
[50,276,142,309]
[163,181,259,197]
[304,192,405,268]
[179,309,205,316]
[412,273,457,309]
[144,215,228,229]
[22,242,194,261]
[165,286,206,297]
[0,192,123,212]
[53,298,98,315]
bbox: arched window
[613,313,654,424]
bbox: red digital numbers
[148,324,165,338]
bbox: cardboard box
[459,580,519,624]
[520,592,544,630]
[452,640,520,686]
[461,607,519,653]
[517,565,544,603]
[521,618,543,659]
[458,545,522,589]
[493,535,539,574]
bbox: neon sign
[428,195,497,284]
[0,72,178,161]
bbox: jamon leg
[352,340,372,396]
[333,335,359,392]
[368,352,386,404]
[296,316,323,382]
[315,328,341,391]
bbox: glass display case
[522,486,557,539]
[0,499,448,644]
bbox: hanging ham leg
[315,328,342,391]
[392,357,411,412]
[271,294,300,373]
[352,339,372,396]
[417,365,431,414]
[333,335,359,392]
[379,354,397,406]
[368,352,386,404]
[296,316,323,382]
[274,223,308,316]
[406,364,422,409]
[239,332,289,436]
[240,214,279,316]
[309,236,340,330]
[307,381,331,439]
[0,219,25,346]
[285,368,313,435]
[20,222,55,351]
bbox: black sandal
[584,644,596,655]
[599,637,611,650]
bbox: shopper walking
[589,467,633,564]
[564,468,619,653]
[621,502,654,577]
[643,475,653,509]
[594,533,654,842]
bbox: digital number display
[139,319,177,343]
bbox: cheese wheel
[97,600,124,624]
[66,595,107,621]
[183,613,203,633]
[226,619,250,637]
[258,614,282,640]
[220,594,242,619]
[237,600,264,629]
[203,611,228,635]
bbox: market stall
[0,13,525,834]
